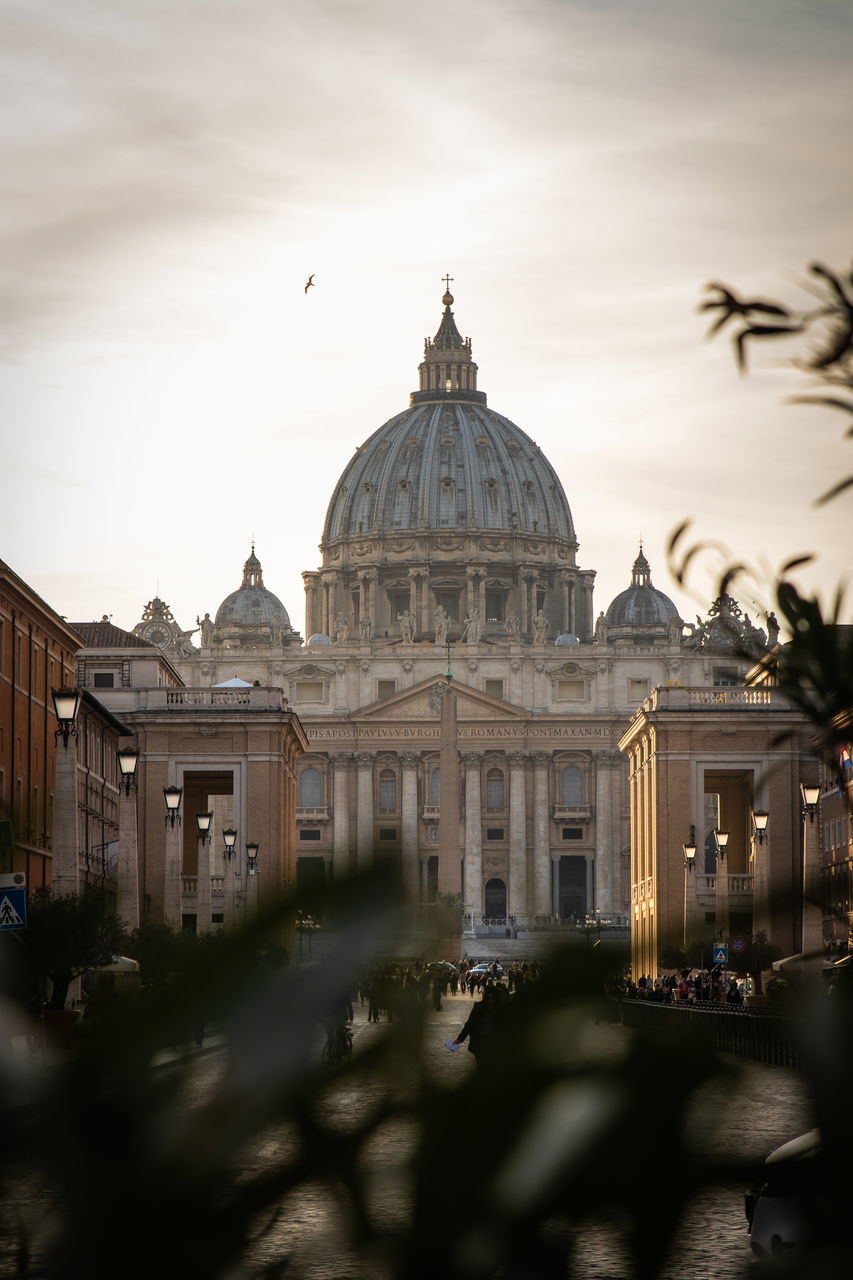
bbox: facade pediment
[357,677,527,723]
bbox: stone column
[560,573,571,635]
[332,753,352,880]
[508,752,528,920]
[551,855,560,917]
[438,692,461,896]
[51,738,80,898]
[224,853,237,930]
[462,752,483,917]
[196,833,212,934]
[420,569,431,635]
[116,789,140,931]
[365,569,378,640]
[163,819,183,929]
[401,752,420,900]
[594,751,618,916]
[531,752,551,916]
[356,752,375,871]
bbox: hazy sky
[3,0,851,640]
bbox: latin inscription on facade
[306,725,612,743]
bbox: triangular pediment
[357,677,527,722]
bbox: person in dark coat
[452,984,499,1065]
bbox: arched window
[299,767,322,807]
[379,769,397,811]
[486,769,504,810]
[561,766,582,806]
[430,766,440,806]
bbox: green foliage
[17,892,127,1010]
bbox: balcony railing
[552,804,593,821]
[296,806,330,822]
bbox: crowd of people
[626,970,744,1004]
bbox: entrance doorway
[484,877,507,921]
[558,856,586,920]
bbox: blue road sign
[712,944,728,965]
[730,936,745,952]
[0,887,27,931]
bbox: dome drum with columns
[148,285,775,941]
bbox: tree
[22,891,126,1010]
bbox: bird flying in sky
[304,274,315,293]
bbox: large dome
[215,547,291,629]
[322,290,575,547]
[322,401,575,544]
[605,548,677,628]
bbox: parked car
[745,1129,825,1260]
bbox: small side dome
[307,633,332,646]
[214,546,292,630]
[554,633,580,646]
[605,547,677,630]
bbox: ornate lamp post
[714,829,730,946]
[751,809,770,941]
[117,746,140,796]
[116,745,141,930]
[800,782,822,959]
[195,812,213,934]
[246,841,259,916]
[163,785,183,928]
[51,687,83,897]
[682,825,697,948]
[52,687,82,748]
[223,828,238,929]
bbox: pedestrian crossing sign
[712,944,728,964]
[0,888,26,931]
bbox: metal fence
[620,999,802,1069]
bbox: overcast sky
[2,0,850,642]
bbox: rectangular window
[294,680,324,702]
[379,778,397,809]
[628,678,650,703]
[557,679,585,700]
[486,828,504,840]
[486,777,504,809]
[299,828,322,841]
[379,828,397,841]
[562,828,583,840]
[377,679,396,700]
[93,672,115,688]
[484,679,504,700]
[713,667,741,687]
[485,591,504,623]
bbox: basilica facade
[137,288,769,930]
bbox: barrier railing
[620,998,801,1069]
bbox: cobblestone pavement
[197,994,812,1279]
[1,994,814,1278]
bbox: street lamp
[117,745,140,796]
[800,783,820,823]
[52,687,81,747]
[223,828,237,859]
[246,841,259,873]
[683,825,696,948]
[196,812,213,844]
[714,829,729,859]
[752,810,769,844]
[164,785,183,828]
[683,824,697,864]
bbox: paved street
[1,993,813,1278]
[188,992,812,1278]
